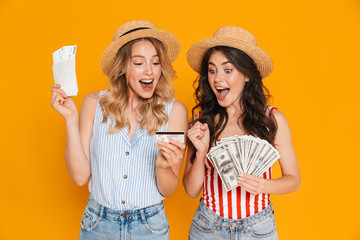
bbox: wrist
[196,148,208,159]
[263,178,271,194]
[156,162,170,171]
[65,114,79,125]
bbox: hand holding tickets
[52,45,78,96]
[206,135,280,191]
[155,131,185,143]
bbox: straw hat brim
[187,37,273,79]
[101,29,180,77]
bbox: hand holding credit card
[155,131,185,143]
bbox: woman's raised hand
[187,121,210,155]
[50,84,78,120]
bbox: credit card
[155,131,184,143]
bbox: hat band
[119,27,151,38]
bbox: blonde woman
[51,20,187,239]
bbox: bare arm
[51,84,97,186]
[182,121,210,198]
[155,100,188,197]
[238,109,301,195]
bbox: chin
[140,92,155,99]
[218,103,229,108]
[218,99,236,108]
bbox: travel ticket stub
[155,131,184,143]
[52,45,78,96]
[52,45,77,64]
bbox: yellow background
[1,0,359,239]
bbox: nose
[214,72,223,83]
[144,63,153,75]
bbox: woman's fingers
[157,140,185,152]
[55,88,67,98]
[156,144,180,159]
[237,173,265,196]
[200,123,208,131]
[188,129,204,139]
[188,123,206,140]
[51,84,67,108]
[169,139,186,150]
[51,84,67,98]
[239,181,257,193]
[51,92,64,107]
[50,84,61,92]
[156,140,184,166]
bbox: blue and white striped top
[89,90,174,210]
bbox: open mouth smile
[139,79,154,90]
[216,87,230,99]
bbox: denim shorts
[189,201,278,240]
[79,196,169,240]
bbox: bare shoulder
[82,91,99,107]
[170,99,188,119]
[168,99,188,130]
[80,91,100,121]
[84,91,99,102]
[270,108,289,128]
[170,99,187,113]
[271,108,294,145]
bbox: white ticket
[52,45,77,64]
[52,45,78,96]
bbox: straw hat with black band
[187,26,273,79]
[101,20,180,77]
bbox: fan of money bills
[206,135,280,191]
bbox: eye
[152,62,160,66]
[133,62,143,66]
[209,69,216,74]
[225,69,232,73]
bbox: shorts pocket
[80,207,103,232]
[142,209,169,234]
[191,208,216,233]
[249,214,276,238]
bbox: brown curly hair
[190,46,277,162]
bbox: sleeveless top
[89,90,174,210]
[202,106,277,219]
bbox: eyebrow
[131,55,159,59]
[208,61,232,66]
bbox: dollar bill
[211,148,240,191]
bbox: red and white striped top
[202,106,277,219]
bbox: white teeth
[216,87,229,92]
[140,79,153,83]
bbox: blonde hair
[99,38,175,135]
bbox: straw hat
[187,26,273,79]
[101,20,180,77]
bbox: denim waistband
[199,200,274,229]
[86,196,164,222]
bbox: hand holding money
[207,135,280,192]
[238,173,267,196]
